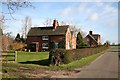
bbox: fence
[0,51,17,63]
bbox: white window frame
[42,36,49,40]
[42,43,48,49]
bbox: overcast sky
[1,1,119,44]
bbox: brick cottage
[27,20,76,52]
[84,31,101,47]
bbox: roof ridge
[92,34,100,35]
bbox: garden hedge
[49,46,109,66]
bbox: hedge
[49,46,109,66]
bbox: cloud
[105,18,118,28]
[60,7,74,16]
[87,12,99,21]
[78,3,88,13]
[98,3,118,28]
[59,3,88,16]
[101,3,118,16]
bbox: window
[87,38,89,41]
[55,42,58,49]
[42,36,48,40]
[42,43,48,49]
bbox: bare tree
[43,18,52,27]
[0,0,34,51]
[21,16,31,38]
[1,0,34,22]
[0,0,34,36]
[69,25,84,37]
[0,15,4,31]
[60,21,66,26]
[60,20,86,38]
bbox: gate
[0,51,17,63]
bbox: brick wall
[49,35,65,42]
[66,28,76,50]
[97,35,101,45]
[66,28,71,49]
[27,35,65,51]
[27,36,42,51]
[71,33,76,49]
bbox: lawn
[16,51,50,66]
[17,51,49,63]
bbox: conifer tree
[76,32,84,48]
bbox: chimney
[89,31,92,35]
[53,19,59,29]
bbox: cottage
[27,20,76,52]
[84,31,101,47]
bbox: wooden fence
[0,51,17,63]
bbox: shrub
[49,49,66,66]
[12,42,26,51]
[49,41,56,50]
[58,40,65,49]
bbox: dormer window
[42,36,48,40]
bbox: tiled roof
[27,25,69,36]
[92,34,100,40]
[88,34,98,43]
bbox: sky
[1,1,119,44]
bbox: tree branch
[0,0,35,22]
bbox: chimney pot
[89,31,92,35]
[53,19,59,29]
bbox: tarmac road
[75,48,119,78]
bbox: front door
[30,42,39,52]
[30,43,36,52]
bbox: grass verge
[110,45,120,49]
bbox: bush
[12,42,26,51]
[49,49,66,66]
[58,40,65,49]
[49,42,56,50]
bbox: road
[75,48,119,78]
